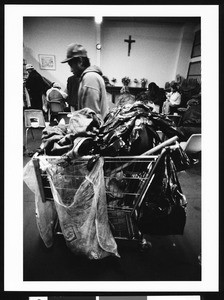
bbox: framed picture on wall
[38,54,56,70]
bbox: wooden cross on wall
[124,35,136,56]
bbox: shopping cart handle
[142,135,179,156]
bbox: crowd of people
[24,42,201,139]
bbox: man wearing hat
[25,64,50,110]
[61,43,109,121]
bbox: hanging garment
[23,158,58,248]
[23,86,31,108]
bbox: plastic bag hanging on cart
[23,158,58,248]
[45,156,120,259]
[133,148,187,235]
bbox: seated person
[46,82,68,125]
[147,82,166,113]
[135,82,165,113]
[179,78,201,107]
[178,93,201,141]
[135,90,158,112]
[162,82,181,114]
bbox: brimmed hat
[61,43,88,63]
[26,64,34,70]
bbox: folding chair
[180,133,201,154]
[24,109,46,151]
[57,112,71,124]
[48,100,65,124]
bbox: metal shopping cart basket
[31,136,187,246]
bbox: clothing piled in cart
[38,101,185,159]
[38,107,102,157]
[24,102,189,259]
[97,101,185,156]
[38,100,189,221]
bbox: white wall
[23,17,97,90]
[101,20,188,87]
[23,17,198,90]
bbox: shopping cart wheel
[138,236,152,252]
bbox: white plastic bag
[46,156,120,259]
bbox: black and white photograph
[4,3,219,294]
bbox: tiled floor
[23,128,201,281]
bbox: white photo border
[4,4,219,292]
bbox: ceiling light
[95,16,102,24]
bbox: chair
[48,100,65,124]
[169,105,181,115]
[49,100,65,113]
[167,114,182,127]
[57,112,71,124]
[179,134,201,154]
[24,109,46,150]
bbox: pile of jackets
[97,101,184,156]
[39,101,185,158]
[39,107,102,157]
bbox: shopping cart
[32,136,187,246]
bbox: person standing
[65,74,80,112]
[61,43,109,121]
[25,64,50,110]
